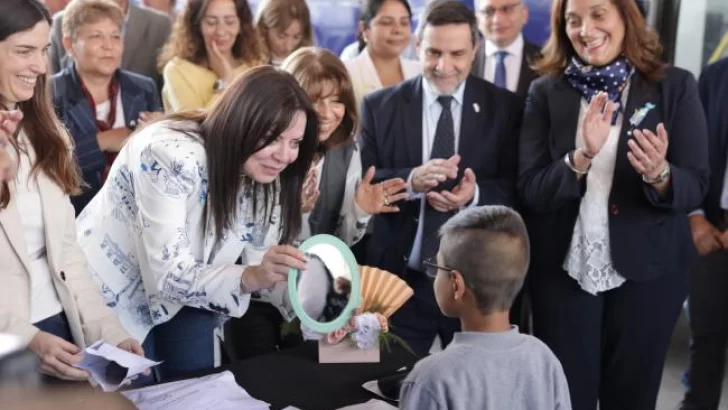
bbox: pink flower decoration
[324,312,390,346]
[326,328,349,345]
[326,319,355,345]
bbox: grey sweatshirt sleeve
[399,379,445,410]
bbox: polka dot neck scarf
[564,56,634,124]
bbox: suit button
[414,217,419,223]
[610,204,619,215]
[60,271,66,281]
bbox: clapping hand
[411,155,460,193]
[581,92,616,158]
[0,110,22,184]
[426,168,477,212]
[301,166,320,213]
[354,166,407,214]
[627,123,669,180]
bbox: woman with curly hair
[158,0,263,112]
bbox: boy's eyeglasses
[422,258,456,278]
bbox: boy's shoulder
[406,332,561,382]
[502,333,564,369]
[518,333,561,357]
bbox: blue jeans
[137,306,218,385]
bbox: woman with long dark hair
[223,47,407,361]
[518,0,709,408]
[0,0,142,383]
[76,66,319,381]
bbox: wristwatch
[642,163,671,184]
[213,79,226,93]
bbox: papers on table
[335,399,397,410]
[73,341,160,392]
[122,371,270,410]
[283,399,395,410]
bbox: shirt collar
[485,33,524,59]
[422,75,467,109]
[449,326,524,350]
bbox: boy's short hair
[438,205,530,314]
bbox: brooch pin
[627,102,656,135]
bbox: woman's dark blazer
[517,66,709,282]
[51,67,162,215]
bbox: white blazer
[344,47,421,107]
[76,120,281,342]
[0,130,129,348]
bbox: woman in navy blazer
[50,0,161,215]
[517,0,709,409]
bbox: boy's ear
[451,270,467,301]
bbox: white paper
[122,371,270,410]
[335,399,397,410]
[74,341,160,392]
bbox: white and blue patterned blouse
[76,120,281,342]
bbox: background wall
[246,0,554,56]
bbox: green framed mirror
[288,234,362,334]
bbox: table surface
[218,341,419,410]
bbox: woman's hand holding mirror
[242,245,308,292]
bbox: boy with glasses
[399,205,571,410]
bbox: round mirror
[288,234,361,334]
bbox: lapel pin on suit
[473,103,480,113]
[627,102,656,135]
